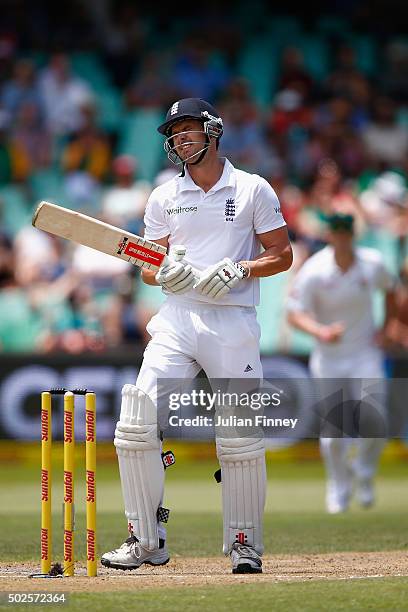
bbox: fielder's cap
[325,212,354,232]
[157,98,221,135]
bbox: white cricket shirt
[286,245,395,359]
[143,158,286,306]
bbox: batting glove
[156,258,196,294]
[194,258,246,299]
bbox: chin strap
[181,136,210,176]
[188,138,210,166]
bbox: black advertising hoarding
[0,351,406,442]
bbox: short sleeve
[372,256,396,291]
[143,192,170,240]
[253,176,286,234]
[286,262,317,314]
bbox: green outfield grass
[0,445,407,610]
[0,451,407,560]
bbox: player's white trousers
[128,297,266,551]
[139,298,263,383]
[310,348,387,505]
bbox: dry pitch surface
[1,551,408,593]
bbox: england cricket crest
[225,198,235,222]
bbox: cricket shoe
[355,477,375,508]
[326,484,351,514]
[229,543,262,574]
[101,535,169,570]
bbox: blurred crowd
[0,2,407,354]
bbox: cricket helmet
[157,98,223,166]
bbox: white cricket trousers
[310,348,387,500]
[135,297,264,544]
[137,297,263,398]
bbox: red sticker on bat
[124,241,165,266]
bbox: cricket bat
[32,201,184,270]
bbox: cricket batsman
[101,98,293,573]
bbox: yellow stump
[41,392,52,575]
[85,393,97,577]
[63,392,75,577]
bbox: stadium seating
[28,169,69,210]
[0,186,32,237]
[236,38,280,108]
[117,108,166,182]
[70,52,112,90]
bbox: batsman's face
[170,119,207,162]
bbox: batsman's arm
[240,226,293,278]
[141,236,169,286]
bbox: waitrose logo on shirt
[166,206,198,216]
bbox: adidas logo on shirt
[244,364,253,372]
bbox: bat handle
[171,244,187,262]
[164,244,200,285]
[162,244,187,268]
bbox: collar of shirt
[177,157,236,194]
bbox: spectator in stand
[361,95,408,169]
[70,243,130,292]
[1,58,43,123]
[380,40,408,104]
[102,271,146,348]
[0,32,17,89]
[218,77,259,122]
[171,35,230,101]
[218,77,278,174]
[266,88,312,180]
[30,272,108,355]
[346,73,373,131]
[101,154,152,235]
[268,89,312,140]
[61,100,111,211]
[323,43,364,99]
[275,180,306,243]
[11,101,52,172]
[278,46,316,102]
[13,225,66,287]
[124,52,175,110]
[383,257,408,353]
[0,231,13,285]
[38,52,94,136]
[311,95,367,178]
[296,158,366,255]
[0,230,45,352]
[99,3,149,89]
[0,111,30,185]
[359,170,408,231]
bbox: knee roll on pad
[114,384,164,551]
[216,437,266,555]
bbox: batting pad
[216,436,266,555]
[114,384,164,551]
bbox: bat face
[32,201,167,271]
